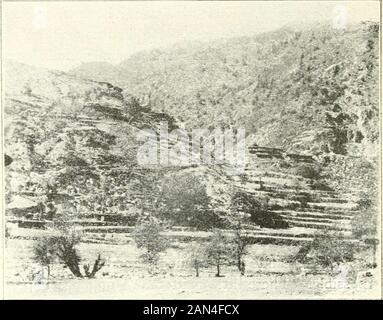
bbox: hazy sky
[2,1,380,71]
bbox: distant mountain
[69,61,124,83]
[70,22,379,159]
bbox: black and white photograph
[1,0,381,300]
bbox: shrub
[5,224,10,241]
[32,229,106,278]
[294,231,356,272]
[352,195,378,266]
[277,159,292,169]
[157,172,218,229]
[293,164,322,180]
[310,179,332,191]
[232,192,289,229]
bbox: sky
[2,1,380,71]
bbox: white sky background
[2,1,380,71]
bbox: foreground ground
[4,230,380,299]
[6,273,379,299]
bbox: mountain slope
[5,21,379,240]
[3,60,177,219]
[70,22,379,159]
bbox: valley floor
[5,272,378,299]
[4,236,380,299]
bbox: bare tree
[187,242,206,277]
[33,236,58,278]
[232,227,250,275]
[205,229,233,277]
[133,218,169,273]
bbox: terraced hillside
[65,21,379,244]
[3,60,369,247]
[66,143,360,244]
[245,147,356,233]
[197,144,360,244]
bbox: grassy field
[4,232,380,299]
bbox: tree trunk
[240,261,245,276]
[237,255,241,271]
[57,245,83,277]
[195,266,199,277]
[83,254,105,278]
[216,263,220,277]
[67,262,83,277]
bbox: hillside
[3,60,178,222]
[5,18,379,243]
[70,22,379,159]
